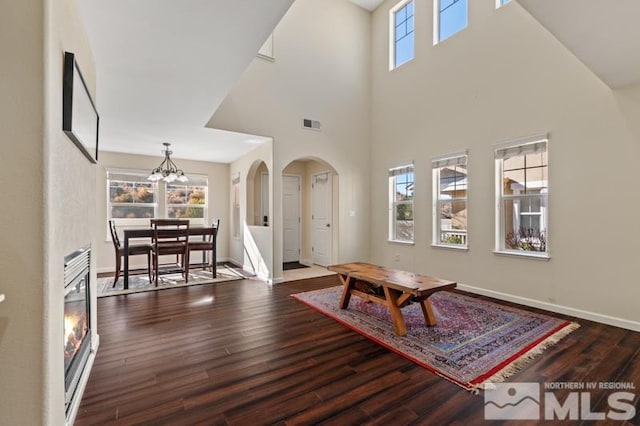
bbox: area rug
[292,286,579,391]
[98,266,245,297]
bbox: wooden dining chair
[188,219,219,274]
[108,220,152,287]
[150,219,190,286]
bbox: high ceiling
[78,0,294,163]
[517,0,640,89]
[79,0,638,165]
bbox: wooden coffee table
[328,262,457,336]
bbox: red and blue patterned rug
[292,286,579,391]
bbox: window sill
[431,244,468,251]
[387,239,414,246]
[493,250,550,260]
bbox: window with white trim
[232,175,240,239]
[495,137,548,254]
[107,169,208,227]
[432,153,468,247]
[166,174,208,221]
[434,0,468,44]
[390,0,415,69]
[389,164,414,242]
[496,0,510,8]
[107,170,158,225]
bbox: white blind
[495,134,548,160]
[431,154,467,169]
[388,163,414,177]
[107,169,150,183]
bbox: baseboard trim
[300,259,313,267]
[270,277,285,285]
[457,284,640,332]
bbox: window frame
[232,174,241,240]
[495,0,511,8]
[433,0,468,45]
[389,0,415,70]
[164,174,208,225]
[388,163,415,244]
[494,135,550,259]
[432,151,468,249]
[106,168,209,242]
[106,168,159,228]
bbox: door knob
[326,224,331,228]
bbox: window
[434,0,468,44]
[496,0,510,7]
[390,0,414,69]
[107,169,208,227]
[432,153,468,247]
[495,136,548,255]
[389,164,414,242]
[232,175,240,239]
[107,170,157,224]
[166,174,208,221]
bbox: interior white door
[282,175,301,263]
[312,172,332,266]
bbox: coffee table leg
[339,274,354,309]
[420,298,437,326]
[383,287,407,336]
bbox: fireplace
[64,246,92,416]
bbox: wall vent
[302,118,321,131]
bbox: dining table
[123,226,217,289]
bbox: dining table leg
[123,233,129,290]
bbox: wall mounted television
[62,51,99,163]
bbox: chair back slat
[108,220,121,249]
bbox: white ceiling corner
[348,0,385,12]
[517,0,640,89]
[78,0,294,163]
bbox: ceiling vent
[302,118,321,131]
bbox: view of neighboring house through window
[107,170,158,224]
[390,0,414,69]
[495,136,548,255]
[232,175,240,238]
[432,153,468,247]
[435,0,468,44]
[389,164,414,242]
[107,169,208,227]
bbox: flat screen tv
[62,51,99,163]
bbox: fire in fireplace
[64,246,92,416]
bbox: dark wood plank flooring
[75,275,640,425]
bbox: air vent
[302,118,321,131]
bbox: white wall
[95,150,230,272]
[229,141,274,280]
[370,0,640,324]
[211,0,372,281]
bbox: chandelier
[148,143,188,182]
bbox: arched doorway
[281,157,338,269]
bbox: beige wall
[370,0,640,324]
[0,1,46,424]
[211,0,372,281]
[0,0,97,424]
[96,151,230,272]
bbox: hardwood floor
[76,275,640,425]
